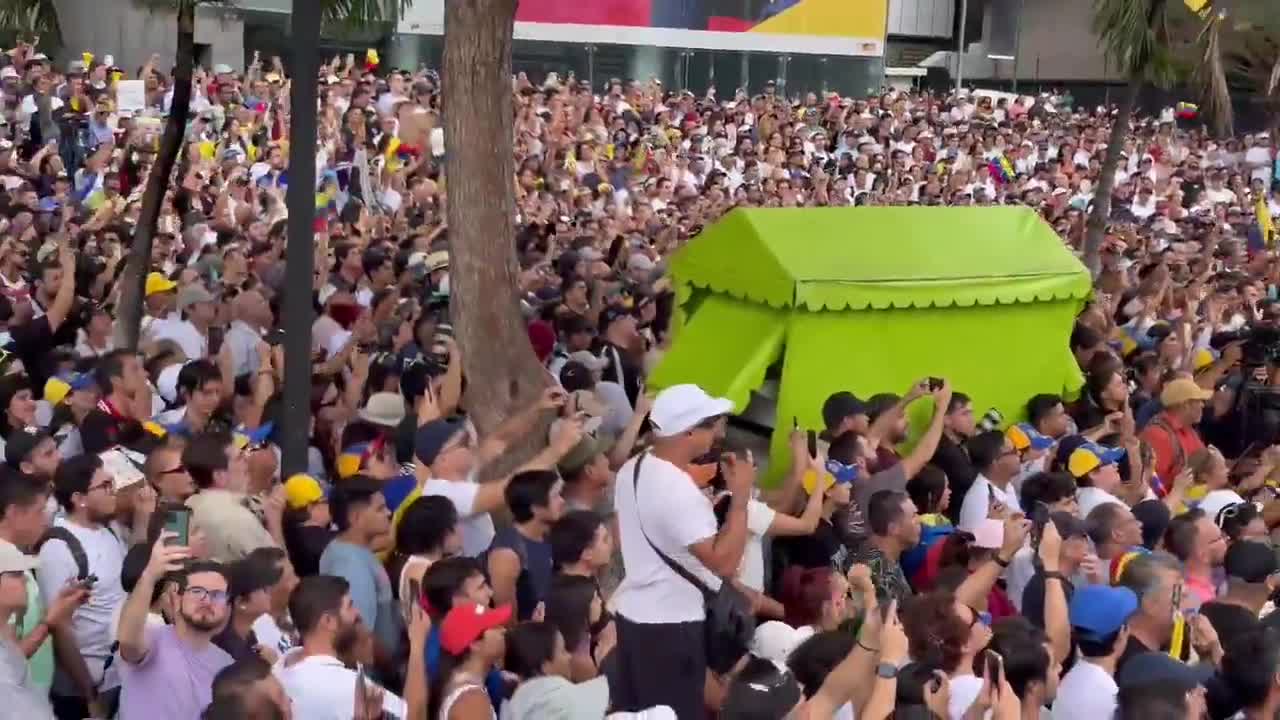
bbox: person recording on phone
[957,431,1023,532]
[36,453,126,719]
[116,533,233,720]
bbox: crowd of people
[0,32,1276,720]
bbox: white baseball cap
[650,384,733,437]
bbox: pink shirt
[1185,574,1217,607]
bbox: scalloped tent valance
[669,206,1092,311]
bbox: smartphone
[1030,501,1050,549]
[78,574,98,589]
[806,430,818,460]
[928,376,944,391]
[265,328,285,346]
[163,506,192,546]
[985,650,1002,682]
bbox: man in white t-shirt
[1051,585,1137,720]
[37,454,128,714]
[414,388,582,557]
[958,431,1023,531]
[611,384,754,718]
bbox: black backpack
[36,524,119,580]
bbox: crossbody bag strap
[631,453,712,597]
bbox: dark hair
[902,590,970,674]
[503,621,561,679]
[1071,322,1103,352]
[827,431,861,465]
[967,430,1007,473]
[175,560,231,592]
[1224,628,1280,708]
[977,617,1049,697]
[95,349,133,394]
[947,392,972,414]
[211,656,273,701]
[202,695,283,720]
[0,468,48,520]
[505,470,560,524]
[289,574,350,636]
[867,489,909,537]
[1116,684,1190,720]
[1220,502,1262,542]
[1076,628,1125,658]
[907,465,949,516]
[1027,394,1063,430]
[176,360,222,404]
[422,556,484,620]
[183,431,233,490]
[549,510,603,570]
[1019,471,1077,511]
[778,566,836,629]
[1086,502,1129,547]
[1163,508,1206,562]
[545,574,596,654]
[394,495,457,557]
[53,453,103,512]
[230,547,286,600]
[328,475,384,532]
[787,629,857,698]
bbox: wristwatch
[876,662,899,679]
[1043,570,1067,583]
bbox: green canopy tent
[648,206,1092,481]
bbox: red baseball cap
[439,603,512,655]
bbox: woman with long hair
[390,495,461,625]
[429,603,511,720]
[543,574,614,682]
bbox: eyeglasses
[86,481,115,495]
[184,586,229,605]
[157,464,187,477]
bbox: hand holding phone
[162,506,192,546]
[806,430,818,460]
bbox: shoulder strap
[631,454,711,597]
[37,526,88,580]
[1148,415,1187,470]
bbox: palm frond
[1193,10,1235,136]
[0,0,61,43]
[320,0,414,24]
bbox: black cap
[1224,539,1278,584]
[821,391,867,431]
[559,361,594,393]
[5,427,50,467]
[1131,499,1171,550]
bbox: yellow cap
[144,272,177,297]
[284,474,325,510]
[801,468,835,495]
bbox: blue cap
[1069,585,1138,641]
[824,458,858,485]
[36,196,59,213]
[1116,651,1212,691]
[414,419,464,466]
[1068,441,1127,478]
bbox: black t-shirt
[487,525,554,622]
[931,434,977,526]
[10,314,77,389]
[1199,601,1268,652]
[1022,571,1075,629]
[772,517,847,575]
[285,524,336,578]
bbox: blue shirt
[318,540,401,656]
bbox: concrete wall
[52,0,245,73]
[1007,0,1121,82]
[888,0,954,39]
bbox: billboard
[398,0,886,57]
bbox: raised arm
[119,532,190,664]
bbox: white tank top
[439,683,493,720]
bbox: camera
[1210,325,1280,367]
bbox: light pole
[955,0,969,93]
[281,0,321,476]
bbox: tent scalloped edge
[676,277,1093,312]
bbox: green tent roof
[670,207,1092,311]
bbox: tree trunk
[280,1,322,476]
[443,0,547,434]
[1083,77,1140,278]
[113,1,194,350]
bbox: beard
[335,618,361,659]
[181,606,226,633]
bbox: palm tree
[1083,0,1182,277]
[1195,0,1280,138]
